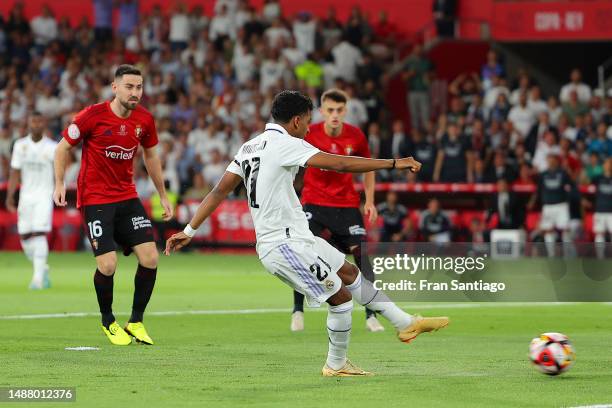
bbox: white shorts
[260,237,345,307]
[593,212,612,234]
[17,198,53,235]
[540,202,570,231]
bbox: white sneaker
[365,316,385,332]
[290,311,304,332]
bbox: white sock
[326,300,352,370]
[20,238,34,261]
[346,271,413,330]
[544,232,556,257]
[30,236,49,284]
[595,233,606,259]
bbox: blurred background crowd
[0,0,611,244]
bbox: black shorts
[303,204,366,253]
[82,198,155,257]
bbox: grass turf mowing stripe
[0,302,600,320]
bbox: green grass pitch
[1,251,611,407]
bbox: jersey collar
[265,123,288,135]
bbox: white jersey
[10,135,57,202]
[226,123,320,257]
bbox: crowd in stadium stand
[0,0,611,242]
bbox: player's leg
[336,259,449,344]
[84,202,130,345]
[349,242,384,332]
[593,213,606,259]
[126,242,158,345]
[261,239,370,376]
[28,199,53,288]
[541,205,557,257]
[17,201,39,288]
[28,232,49,289]
[290,205,327,331]
[557,203,572,257]
[332,207,383,330]
[115,199,157,344]
[94,251,131,345]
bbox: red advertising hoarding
[492,0,612,41]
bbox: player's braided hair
[271,90,314,123]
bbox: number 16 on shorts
[88,220,103,238]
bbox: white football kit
[226,123,345,305]
[10,136,57,234]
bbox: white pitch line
[0,302,594,320]
[568,405,612,408]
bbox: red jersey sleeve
[62,107,94,146]
[141,115,159,148]
[356,128,371,158]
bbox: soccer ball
[529,332,575,376]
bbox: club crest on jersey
[92,239,98,250]
[345,145,354,155]
[119,124,127,136]
[135,125,142,139]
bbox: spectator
[361,79,384,126]
[262,0,281,22]
[481,50,504,90]
[264,18,291,48]
[533,130,561,172]
[434,123,472,183]
[377,191,409,242]
[170,3,191,51]
[432,0,456,38]
[484,74,510,110]
[509,73,530,106]
[117,0,139,39]
[587,122,612,157]
[344,86,368,128]
[508,92,536,140]
[562,90,589,125]
[209,4,235,42]
[292,12,316,55]
[560,68,592,104]
[402,44,434,130]
[31,4,58,50]
[488,178,524,229]
[202,149,226,187]
[331,35,363,83]
[527,85,547,118]
[547,95,563,126]
[320,7,343,49]
[449,72,481,107]
[92,0,113,44]
[390,119,407,159]
[525,111,556,157]
[420,198,452,243]
[581,152,603,184]
[294,52,323,88]
[409,128,436,182]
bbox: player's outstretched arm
[53,138,73,207]
[306,152,422,174]
[164,171,243,255]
